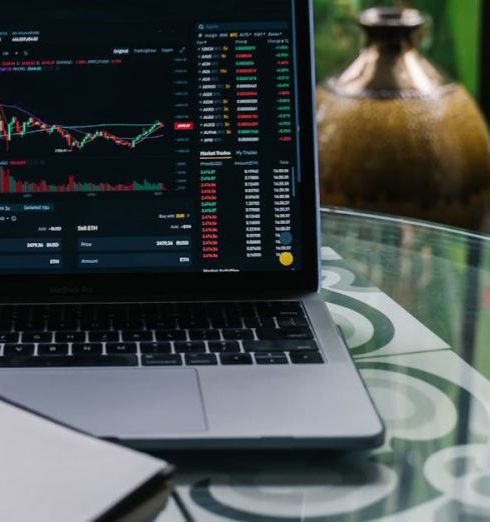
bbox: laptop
[0,0,384,450]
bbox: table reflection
[157,208,490,521]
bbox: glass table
[157,207,490,521]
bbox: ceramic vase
[316,7,490,230]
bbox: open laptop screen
[0,0,306,276]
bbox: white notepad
[0,397,173,522]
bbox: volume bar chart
[0,169,167,193]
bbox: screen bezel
[0,0,320,301]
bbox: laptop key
[122,331,153,342]
[243,317,276,328]
[15,321,46,332]
[106,343,137,355]
[255,354,289,365]
[140,342,172,354]
[48,320,79,331]
[276,317,308,327]
[146,319,177,330]
[38,344,69,356]
[0,355,138,368]
[220,353,253,365]
[243,340,319,352]
[72,343,103,356]
[80,319,111,331]
[89,331,119,342]
[0,333,19,343]
[155,330,186,341]
[222,329,254,340]
[179,318,209,329]
[255,327,313,340]
[56,331,86,343]
[185,354,218,366]
[208,341,241,353]
[290,351,324,364]
[272,302,304,313]
[211,318,243,329]
[142,354,183,367]
[22,332,53,343]
[189,329,221,341]
[4,344,35,357]
[113,319,145,330]
[174,342,206,354]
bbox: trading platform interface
[0,0,303,274]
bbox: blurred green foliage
[313,0,482,97]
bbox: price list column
[195,24,298,268]
[235,42,259,145]
[234,37,263,259]
[271,36,295,267]
[196,33,232,261]
[275,40,294,144]
[172,46,193,193]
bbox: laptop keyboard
[0,302,325,368]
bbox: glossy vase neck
[326,7,455,100]
[361,7,423,47]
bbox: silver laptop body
[0,0,384,449]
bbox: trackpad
[0,369,207,437]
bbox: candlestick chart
[0,103,170,194]
[0,103,165,153]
